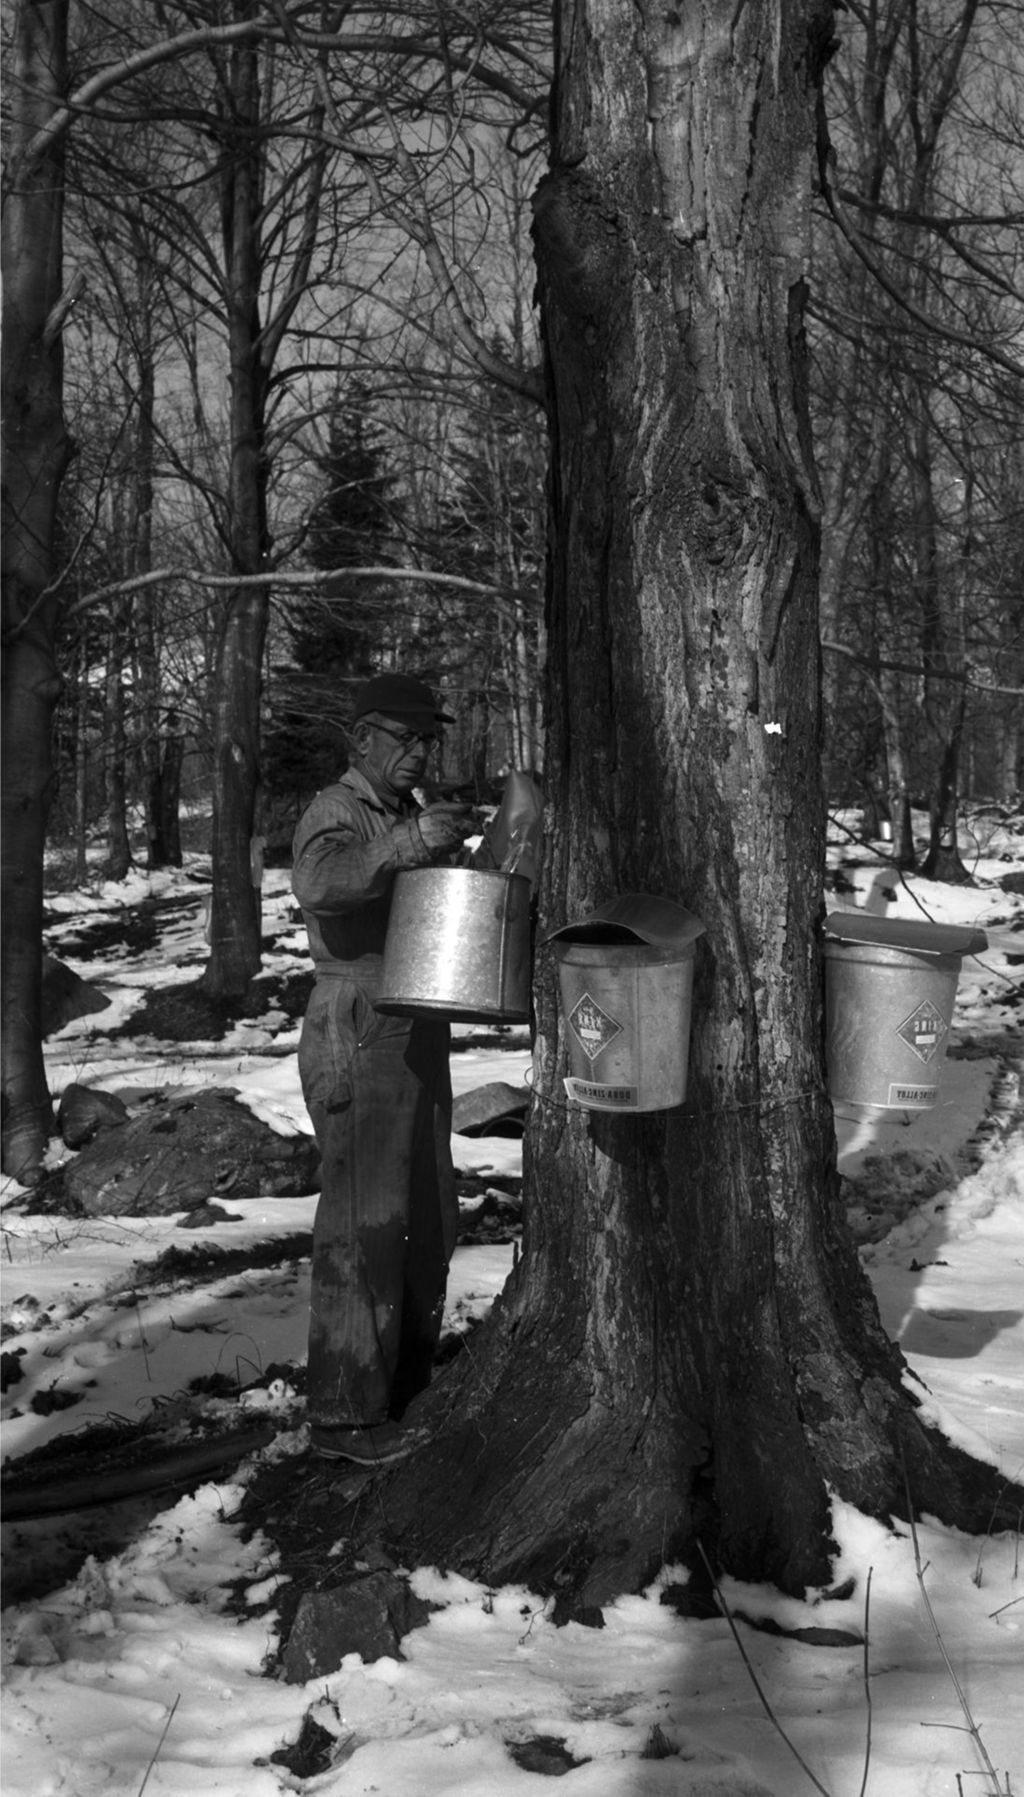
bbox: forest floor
[1,806,1022,1796]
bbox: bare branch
[372,101,545,405]
[40,563,530,631]
[816,186,1024,381]
[2,6,548,199]
[42,269,86,350]
[267,18,546,407]
[835,190,1024,235]
[823,638,1024,698]
[834,188,1024,304]
[3,14,283,194]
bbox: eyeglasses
[371,720,439,750]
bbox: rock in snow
[62,1088,320,1216]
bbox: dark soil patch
[115,982,241,1043]
[133,1232,313,1292]
[4,1412,185,1480]
[119,971,313,1042]
[454,1180,522,1245]
[268,1712,338,1779]
[229,1442,390,1649]
[1,1401,293,1606]
[260,968,315,1021]
[29,1384,84,1417]
[7,1164,72,1215]
[508,1734,590,1775]
[3,1361,304,1487]
[44,895,202,962]
[45,911,162,960]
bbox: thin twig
[696,1544,834,1797]
[900,1456,1003,1793]
[137,1693,180,1797]
[973,1481,1012,1588]
[857,1566,874,1797]
[988,1595,1023,1622]
[135,1303,152,1381]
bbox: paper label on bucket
[887,1083,938,1108]
[564,1077,639,1109]
[567,992,624,1063]
[895,999,948,1064]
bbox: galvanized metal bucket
[548,894,705,1112]
[823,913,987,1110]
[376,867,532,1023]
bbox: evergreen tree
[264,386,403,814]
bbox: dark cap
[351,673,455,732]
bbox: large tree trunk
[1,0,72,1178]
[201,24,269,997]
[373,0,1011,1609]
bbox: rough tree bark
[1,0,73,1178]
[371,0,1014,1610]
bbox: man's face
[356,713,437,798]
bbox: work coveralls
[292,767,458,1430]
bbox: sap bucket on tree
[548,894,705,1112]
[376,867,531,1024]
[823,913,987,1111]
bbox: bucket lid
[546,892,705,949]
[823,912,987,956]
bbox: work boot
[309,1420,425,1467]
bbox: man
[292,673,477,1466]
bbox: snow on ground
[1,812,1022,1796]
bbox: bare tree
[1,0,73,1178]
[1,0,550,1166]
[812,0,1024,859]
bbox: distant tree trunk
[137,603,188,874]
[922,681,971,881]
[202,582,267,992]
[201,25,269,996]
[105,597,132,878]
[911,410,970,882]
[998,713,1020,804]
[879,661,917,868]
[73,636,90,883]
[1,0,72,1178]
[150,710,184,867]
[902,17,974,884]
[124,252,180,877]
[869,477,917,868]
[371,0,1012,1610]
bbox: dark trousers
[299,974,457,1428]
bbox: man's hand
[415,801,479,856]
